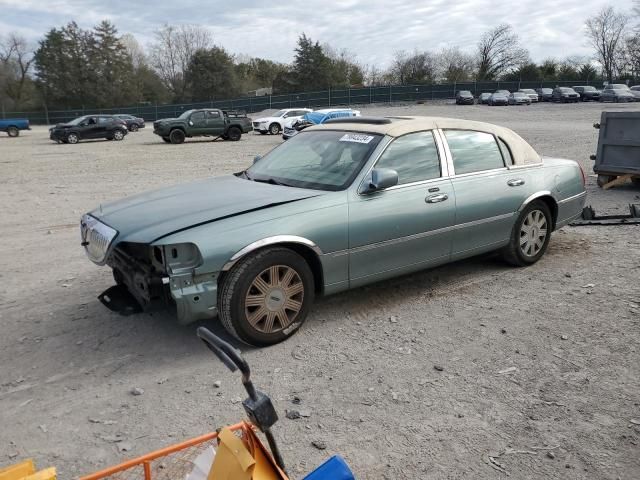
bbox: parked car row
[463,84,640,106]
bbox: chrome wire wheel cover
[520,209,548,257]
[244,265,304,334]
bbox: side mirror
[364,168,398,193]
[253,155,262,164]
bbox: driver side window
[191,112,205,123]
[375,131,441,185]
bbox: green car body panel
[152,108,252,141]
[81,117,586,327]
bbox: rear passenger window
[444,130,505,175]
[498,138,513,165]
[375,131,441,184]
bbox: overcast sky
[0,0,636,67]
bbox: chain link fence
[3,79,603,125]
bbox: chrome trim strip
[222,235,323,271]
[436,128,456,178]
[450,167,509,179]
[346,212,514,255]
[517,190,554,212]
[557,191,587,204]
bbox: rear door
[442,129,535,258]
[205,110,225,134]
[348,131,456,285]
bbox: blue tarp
[302,110,356,125]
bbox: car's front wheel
[218,247,314,346]
[7,126,19,137]
[269,123,280,135]
[66,133,79,144]
[129,124,139,132]
[502,201,552,267]
[112,129,125,141]
[169,129,185,144]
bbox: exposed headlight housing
[80,214,118,265]
[162,243,203,274]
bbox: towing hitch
[570,204,640,226]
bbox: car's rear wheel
[169,129,185,144]
[502,200,552,267]
[268,123,280,135]
[218,247,314,346]
[130,124,139,132]
[227,126,242,141]
[113,129,125,141]
[67,133,79,144]
[7,126,19,137]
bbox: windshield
[178,110,194,119]
[611,84,629,90]
[68,116,89,125]
[246,130,382,191]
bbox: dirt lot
[1,101,639,479]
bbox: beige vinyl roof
[309,116,542,165]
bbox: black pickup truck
[153,109,252,144]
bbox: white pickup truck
[252,108,312,135]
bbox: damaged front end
[81,215,219,322]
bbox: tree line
[0,3,638,113]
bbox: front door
[442,129,535,257]
[189,111,207,135]
[348,131,456,286]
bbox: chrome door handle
[507,179,525,186]
[426,193,449,203]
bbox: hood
[254,116,279,123]
[91,175,322,244]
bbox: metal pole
[328,87,331,107]
[389,84,392,104]
[370,85,372,104]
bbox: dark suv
[552,87,580,103]
[535,88,553,101]
[49,115,128,144]
[455,90,475,105]
[114,114,145,132]
[573,86,600,101]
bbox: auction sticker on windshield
[339,133,375,144]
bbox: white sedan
[252,108,313,135]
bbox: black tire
[268,123,280,135]
[129,123,139,132]
[227,126,242,141]
[502,200,553,267]
[66,132,79,144]
[169,129,185,144]
[7,126,19,137]
[218,247,315,346]
[597,174,616,187]
[162,136,171,143]
[112,129,125,141]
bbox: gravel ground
[1,101,639,479]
